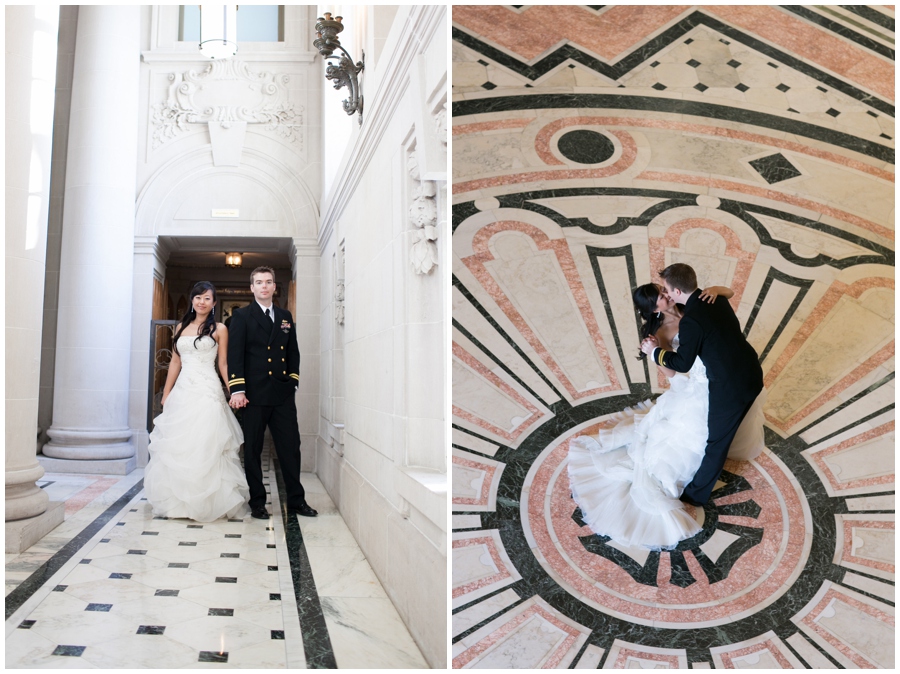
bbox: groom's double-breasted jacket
[652,290,762,407]
[227,302,300,406]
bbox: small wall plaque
[211,209,239,218]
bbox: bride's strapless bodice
[176,335,222,393]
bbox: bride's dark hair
[632,283,664,360]
[173,281,218,355]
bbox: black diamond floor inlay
[52,645,86,657]
[208,608,235,617]
[748,153,802,184]
[199,651,228,663]
[109,573,132,579]
[85,603,112,612]
[136,625,166,635]
[216,577,237,583]
[155,589,179,597]
[18,620,35,629]
[168,563,189,568]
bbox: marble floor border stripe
[451,94,894,162]
[4,478,145,621]
[450,595,529,644]
[833,577,896,608]
[272,455,337,669]
[841,5,895,32]
[794,372,895,437]
[791,623,845,668]
[781,6,894,60]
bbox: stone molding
[407,152,439,275]
[150,60,303,149]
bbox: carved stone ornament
[335,279,345,325]
[434,101,447,147]
[407,154,438,275]
[151,60,303,148]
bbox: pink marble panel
[840,518,895,574]
[461,220,622,400]
[809,421,895,493]
[718,639,794,668]
[762,277,894,430]
[452,5,690,62]
[451,601,581,669]
[637,172,893,240]
[452,119,532,136]
[453,341,542,442]
[800,586,895,668]
[452,535,513,599]
[452,454,499,508]
[453,116,893,183]
[64,477,120,516]
[612,647,681,668]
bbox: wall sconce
[225,252,243,268]
[200,5,238,59]
[314,13,365,124]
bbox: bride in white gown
[567,283,766,550]
[144,282,250,522]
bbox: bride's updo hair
[173,281,219,355]
[632,284,663,360]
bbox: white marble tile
[164,615,271,654]
[452,588,519,637]
[322,596,428,669]
[109,595,211,626]
[306,546,387,598]
[30,610,138,647]
[233,600,285,631]
[177,582,274,609]
[295,512,359,547]
[225,638,288,668]
[78,634,199,669]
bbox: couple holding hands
[143,266,317,523]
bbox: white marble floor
[6,463,428,669]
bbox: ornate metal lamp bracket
[314,13,365,125]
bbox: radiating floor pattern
[451,5,894,669]
[6,449,428,669]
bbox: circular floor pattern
[525,416,813,630]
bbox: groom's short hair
[250,266,275,283]
[660,263,697,293]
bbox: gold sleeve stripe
[229,378,246,385]
[289,373,300,380]
[656,349,666,367]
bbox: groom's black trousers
[241,398,305,511]
[682,395,758,505]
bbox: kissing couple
[568,262,767,549]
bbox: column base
[6,501,65,553]
[37,455,136,475]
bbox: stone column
[41,6,141,474]
[6,5,65,552]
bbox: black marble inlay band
[272,454,337,669]
[840,5,895,31]
[452,94,894,162]
[5,479,145,620]
[781,6,894,60]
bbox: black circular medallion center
[557,129,615,164]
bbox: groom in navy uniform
[641,263,764,506]
[228,266,317,519]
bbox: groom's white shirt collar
[256,300,274,319]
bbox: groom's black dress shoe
[250,508,270,519]
[287,503,318,517]
[679,494,705,508]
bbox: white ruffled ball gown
[567,335,766,550]
[144,335,250,522]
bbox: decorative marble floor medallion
[452,5,894,668]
